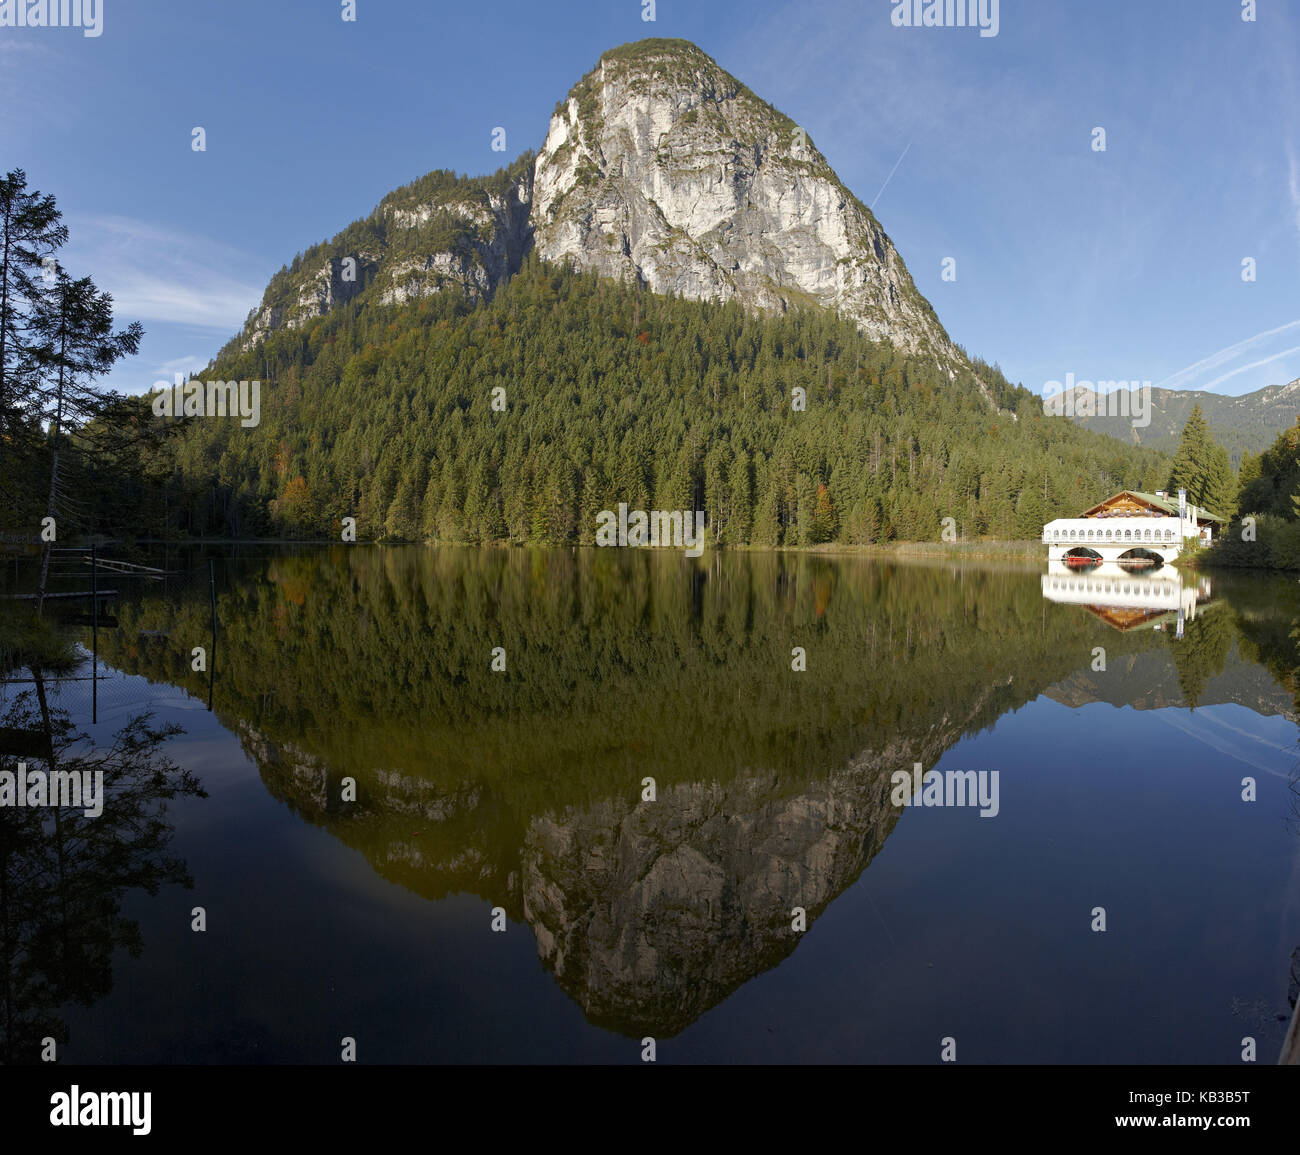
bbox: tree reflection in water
[0,667,205,1064]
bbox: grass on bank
[0,608,79,676]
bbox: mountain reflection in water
[4,546,1297,1061]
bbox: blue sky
[2,0,1297,401]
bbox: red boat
[1063,555,1102,569]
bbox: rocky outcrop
[243,252,380,346]
[233,722,518,902]
[376,172,534,306]
[232,162,534,354]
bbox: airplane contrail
[870,139,912,212]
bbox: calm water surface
[3,546,1298,1063]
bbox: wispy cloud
[1275,8,1300,268]
[1283,120,1300,269]
[0,38,51,61]
[1288,141,1300,246]
[0,38,72,132]
[1154,319,1300,391]
[154,354,210,381]
[62,214,267,331]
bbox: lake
[2,546,1298,1064]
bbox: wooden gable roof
[1080,490,1227,524]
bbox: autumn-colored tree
[272,475,314,533]
[810,481,838,543]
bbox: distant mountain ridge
[1065,379,1300,466]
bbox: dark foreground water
[2,546,1298,1064]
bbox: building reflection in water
[1041,561,1214,639]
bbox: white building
[1042,489,1226,565]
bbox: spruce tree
[1168,402,1235,515]
[1202,443,1236,519]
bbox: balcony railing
[1042,517,1191,547]
[1040,517,1190,546]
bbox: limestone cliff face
[227,39,970,382]
[532,40,957,365]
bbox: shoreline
[14,536,1295,573]
[42,536,1049,560]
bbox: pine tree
[1014,484,1044,540]
[385,470,421,539]
[0,170,68,494]
[29,267,141,610]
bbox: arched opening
[1116,547,1163,571]
[1063,547,1103,569]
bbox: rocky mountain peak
[227,38,973,390]
[531,39,961,368]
